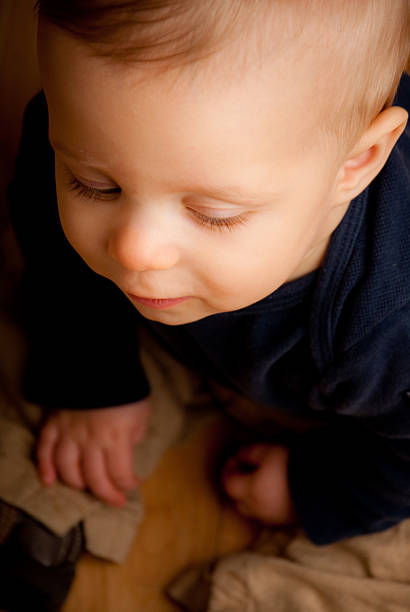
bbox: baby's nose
[107,218,180,272]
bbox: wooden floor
[62,416,261,612]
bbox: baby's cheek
[200,262,270,310]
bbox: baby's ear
[335,106,408,202]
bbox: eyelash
[65,172,120,200]
[64,172,248,233]
[188,209,247,232]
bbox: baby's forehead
[39,0,409,152]
[38,18,350,170]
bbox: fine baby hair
[35,0,410,148]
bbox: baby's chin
[126,291,271,325]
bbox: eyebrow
[51,140,278,206]
[51,140,105,165]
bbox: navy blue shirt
[7,74,410,545]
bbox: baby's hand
[221,443,297,525]
[36,398,152,506]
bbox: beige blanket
[168,521,410,611]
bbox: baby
[4,0,410,607]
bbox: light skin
[36,20,407,517]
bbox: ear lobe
[336,106,408,201]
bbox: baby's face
[39,23,348,325]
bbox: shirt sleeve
[7,91,150,410]
[288,301,410,545]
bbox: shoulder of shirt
[10,90,53,192]
[310,74,410,367]
[18,90,49,150]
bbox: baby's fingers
[54,437,85,490]
[82,447,128,506]
[105,445,140,492]
[222,459,253,502]
[37,423,59,486]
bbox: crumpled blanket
[168,520,410,611]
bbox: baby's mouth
[127,294,191,310]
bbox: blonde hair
[300,1,410,148]
[36,0,410,148]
